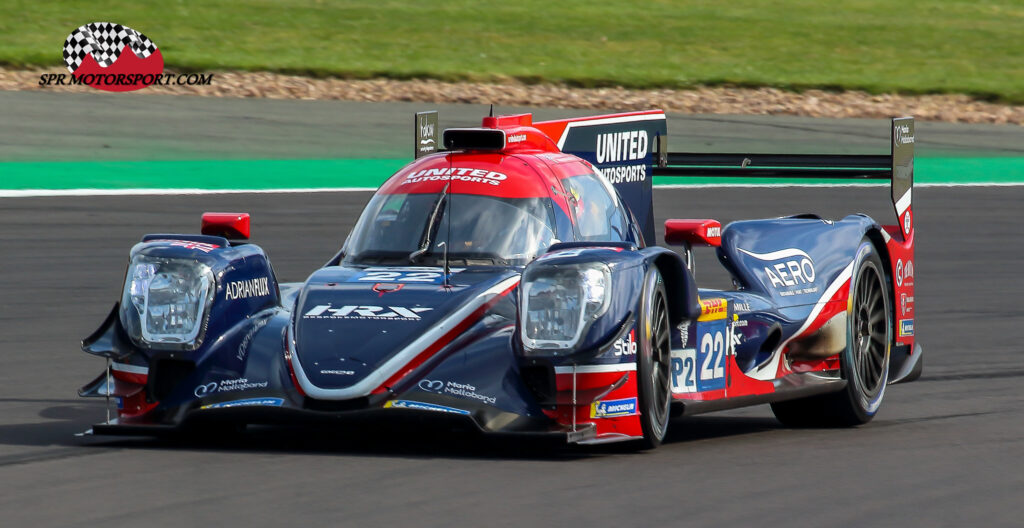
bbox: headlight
[520,263,610,355]
[120,254,215,350]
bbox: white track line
[2,182,1023,198]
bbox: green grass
[1,1,1022,102]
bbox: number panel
[695,319,727,391]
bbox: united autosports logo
[38,22,213,92]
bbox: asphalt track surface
[2,96,1024,527]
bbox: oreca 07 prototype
[79,110,922,448]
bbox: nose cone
[292,267,518,393]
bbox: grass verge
[1,1,1021,102]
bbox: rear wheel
[636,270,672,448]
[771,240,891,427]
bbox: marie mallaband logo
[40,22,212,92]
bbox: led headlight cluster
[520,263,610,355]
[119,254,215,350]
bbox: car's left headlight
[119,254,215,350]
[520,263,610,355]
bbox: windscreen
[343,192,559,267]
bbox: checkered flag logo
[63,22,158,73]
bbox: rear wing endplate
[653,117,915,238]
[414,111,439,159]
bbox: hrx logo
[303,305,433,320]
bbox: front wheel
[771,239,891,427]
[636,270,672,448]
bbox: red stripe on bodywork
[111,369,148,385]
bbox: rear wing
[410,111,912,243]
[652,117,915,239]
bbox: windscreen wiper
[408,182,450,263]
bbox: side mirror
[201,212,250,240]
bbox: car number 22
[349,268,449,283]
[670,320,727,393]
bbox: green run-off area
[1,158,1022,190]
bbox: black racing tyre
[636,269,672,449]
[771,239,891,427]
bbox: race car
[79,109,922,448]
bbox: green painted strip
[0,159,407,190]
[0,157,1021,190]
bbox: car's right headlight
[520,263,610,355]
[119,254,215,350]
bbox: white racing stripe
[737,247,812,262]
[894,188,913,215]
[553,364,637,374]
[111,362,149,375]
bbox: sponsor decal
[904,210,912,234]
[894,124,915,146]
[596,165,647,184]
[201,397,284,410]
[385,400,470,415]
[738,247,819,296]
[698,298,728,321]
[303,304,433,321]
[418,114,436,153]
[236,317,270,362]
[677,322,690,348]
[590,397,638,418]
[320,369,355,376]
[706,226,722,238]
[194,378,269,398]
[896,259,915,287]
[595,130,648,164]
[402,167,507,186]
[899,319,915,337]
[613,329,638,357]
[418,379,444,392]
[148,239,219,253]
[507,133,527,143]
[901,293,915,316]
[594,130,649,184]
[733,302,752,313]
[417,379,496,405]
[225,277,270,300]
[730,323,744,348]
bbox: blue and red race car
[80,110,922,448]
